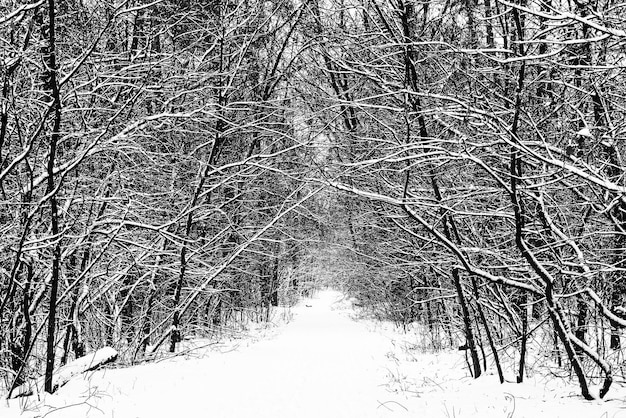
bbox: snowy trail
[12,290,413,418]
[7,290,626,418]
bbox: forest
[1,0,626,409]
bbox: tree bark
[41,0,63,394]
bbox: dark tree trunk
[452,269,482,378]
[40,0,63,394]
[574,297,588,356]
[518,293,528,383]
[471,276,504,383]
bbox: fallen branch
[9,347,118,398]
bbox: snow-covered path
[9,290,413,417]
[6,289,626,418]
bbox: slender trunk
[134,239,167,362]
[472,276,504,383]
[43,0,62,394]
[574,297,588,356]
[169,135,222,352]
[554,327,562,366]
[7,262,32,388]
[518,293,528,383]
[508,50,591,398]
[213,292,222,327]
[547,285,592,399]
[472,310,487,371]
[395,0,482,377]
[61,244,92,365]
[452,269,481,378]
[483,0,495,49]
[169,29,226,352]
[594,81,626,351]
[14,263,33,389]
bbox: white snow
[577,127,593,138]
[3,290,626,417]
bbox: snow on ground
[3,289,626,417]
[376,329,626,418]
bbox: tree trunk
[518,293,528,383]
[41,0,63,394]
[472,276,504,383]
[452,269,482,378]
